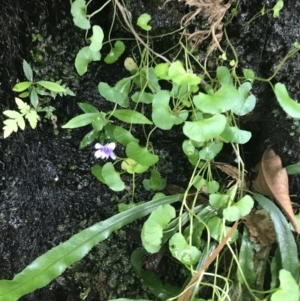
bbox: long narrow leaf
[0,194,183,301]
[253,194,300,280]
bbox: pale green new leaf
[3,110,22,119]
[274,83,300,118]
[272,0,284,18]
[89,25,104,52]
[15,97,30,114]
[75,46,101,76]
[243,69,255,83]
[3,119,18,138]
[71,0,90,29]
[25,110,40,129]
[17,116,25,130]
[137,13,152,31]
[121,158,149,174]
[0,194,183,301]
[12,81,32,92]
[141,204,176,253]
[168,61,201,86]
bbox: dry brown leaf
[253,148,300,233]
[213,162,249,189]
[242,210,276,246]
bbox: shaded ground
[1,0,300,300]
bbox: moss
[70,232,153,300]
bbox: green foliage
[0,194,182,301]
[3,59,73,138]
[71,0,90,29]
[169,233,201,265]
[274,83,300,118]
[111,110,152,124]
[75,46,101,76]
[286,163,300,175]
[271,270,300,301]
[6,2,300,300]
[141,204,176,253]
[137,13,152,31]
[272,0,284,18]
[254,194,300,280]
[223,195,254,222]
[183,114,227,142]
[89,25,104,52]
[237,228,256,285]
[104,41,125,64]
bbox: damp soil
[1,0,300,300]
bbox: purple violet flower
[94,142,116,160]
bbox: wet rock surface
[1,0,300,300]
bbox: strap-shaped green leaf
[253,194,300,281]
[0,194,183,301]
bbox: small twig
[113,0,171,64]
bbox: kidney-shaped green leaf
[271,269,300,301]
[71,0,90,29]
[152,90,174,130]
[183,114,227,142]
[89,25,104,52]
[220,124,252,144]
[101,162,125,191]
[223,195,254,222]
[75,46,101,76]
[169,233,201,265]
[126,141,158,166]
[141,204,176,253]
[104,41,125,64]
[274,83,300,118]
[193,84,239,114]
